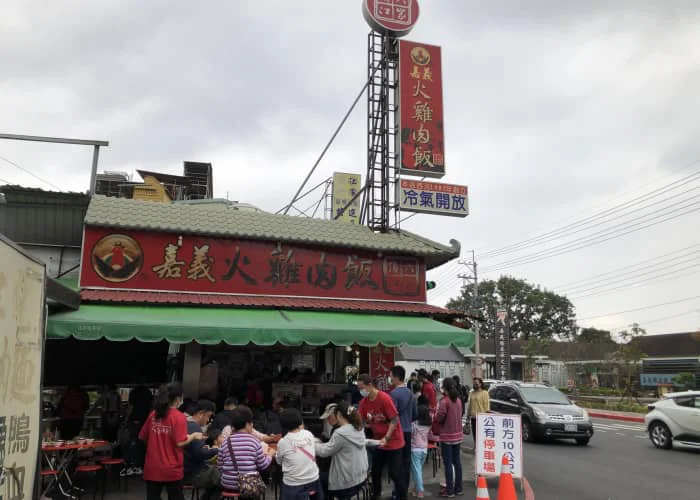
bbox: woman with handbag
[218,405,273,498]
[433,379,463,498]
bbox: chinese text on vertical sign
[331,172,362,224]
[494,308,511,380]
[399,40,445,178]
[0,239,45,500]
[475,414,523,479]
[370,345,395,391]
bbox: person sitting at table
[184,400,220,500]
[211,397,239,431]
[276,408,322,500]
[315,401,368,500]
[218,405,273,494]
[140,383,204,500]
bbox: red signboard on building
[370,345,395,391]
[399,40,445,178]
[363,0,420,37]
[79,227,426,302]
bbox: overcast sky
[1,1,698,336]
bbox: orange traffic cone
[476,476,490,500]
[497,455,517,500]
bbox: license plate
[564,424,577,432]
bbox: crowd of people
[52,367,491,500]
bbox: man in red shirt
[418,369,437,410]
[358,374,406,500]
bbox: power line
[552,244,699,289]
[605,308,700,332]
[481,198,700,273]
[571,264,700,300]
[561,253,700,295]
[480,169,699,259]
[0,154,62,190]
[577,295,700,322]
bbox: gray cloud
[1,1,699,333]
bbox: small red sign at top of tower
[362,0,420,37]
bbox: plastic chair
[183,483,201,500]
[99,457,127,492]
[74,464,105,500]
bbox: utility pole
[458,250,482,379]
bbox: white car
[644,390,700,450]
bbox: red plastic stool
[100,457,127,492]
[184,483,201,500]
[74,464,105,500]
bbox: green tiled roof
[85,196,460,269]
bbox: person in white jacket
[315,401,368,499]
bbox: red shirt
[422,381,437,410]
[359,390,404,450]
[139,409,188,482]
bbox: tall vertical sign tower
[362,0,421,232]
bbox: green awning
[47,305,474,348]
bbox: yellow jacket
[467,389,490,417]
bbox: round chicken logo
[91,234,143,283]
[410,46,431,66]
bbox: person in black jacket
[210,397,238,432]
[184,400,219,500]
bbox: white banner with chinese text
[397,179,468,217]
[0,237,46,500]
[475,413,523,479]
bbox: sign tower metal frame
[364,31,400,232]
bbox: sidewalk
[587,409,646,423]
[79,440,530,500]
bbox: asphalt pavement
[522,418,700,500]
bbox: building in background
[395,345,470,386]
[94,161,213,202]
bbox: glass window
[674,397,695,408]
[519,386,570,405]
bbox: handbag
[226,437,266,499]
[431,399,449,437]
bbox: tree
[673,372,695,390]
[523,337,553,382]
[577,327,614,344]
[614,322,647,404]
[446,275,576,341]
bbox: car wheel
[649,422,673,449]
[522,418,536,442]
[575,437,590,446]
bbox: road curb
[588,411,645,423]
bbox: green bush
[575,400,647,414]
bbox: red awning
[80,289,459,316]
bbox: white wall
[396,360,470,386]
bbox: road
[523,418,700,500]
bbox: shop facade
[46,195,473,424]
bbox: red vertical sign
[370,345,395,391]
[399,40,445,178]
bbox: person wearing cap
[320,403,340,441]
[317,402,340,498]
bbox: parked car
[645,390,700,450]
[489,381,594,445]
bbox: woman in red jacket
[139,383,203,500]
[434,378,463,497]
